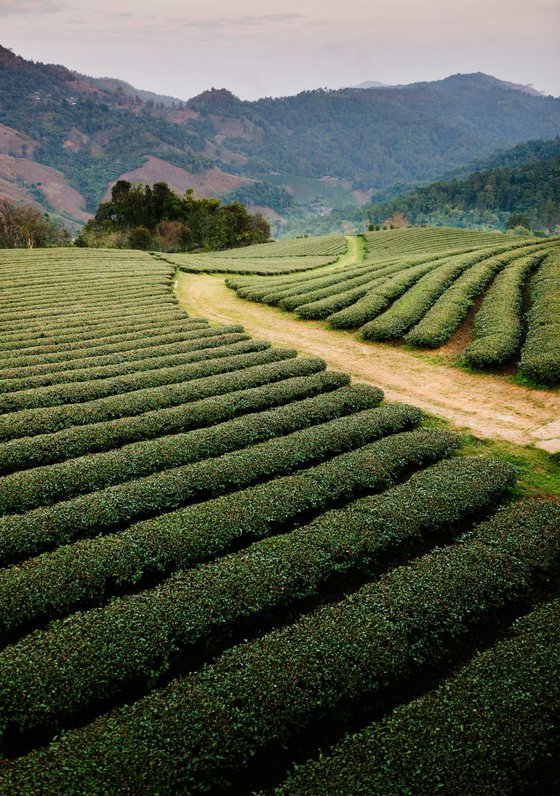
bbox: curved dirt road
[175,272,560,449]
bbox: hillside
[1,44,560,228]
[361,140,560,232]
[300,138,560,237]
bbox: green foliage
[0,347,296,442]
[82,181,271,251]
[6,445,524,744]
[0,379,376,515]
[361,150,560,234]
[404,245,546,348]
[160,234,347,275]
[274,584,560,796]
[519,252,560,385]
[0,366,343,475]
[0,429,453,638]
[463,253,544,368]
[0,402,415,567]
[7,493,560,794]
[223,180,294,213]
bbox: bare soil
[105,156,251,201]
[175,272,560,450]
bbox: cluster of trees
[77,181,271,251]
[0,199,71,248]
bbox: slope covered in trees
[361,141,560,232]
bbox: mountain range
[0,43,559,234]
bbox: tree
[128,225,153,250]
[0,198,70,248]
[505,213,530,230]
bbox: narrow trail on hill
[174,269,560,450]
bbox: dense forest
[361,149,560,233]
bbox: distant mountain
[348,81,391,89]
[348,73,546,96]
[0,44,559,231]
[78,76,187,108]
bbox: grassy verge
[421,415,560,498]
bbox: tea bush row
[0,403,419,566]
[274,591,560,796]
[0,453,513,742]
[0,364,340,474]
[4,496,558,794]
[519,253,560,385]
[0,346,294,442]
[0,330,250,392]
[0,381,376,515]
[463,253,544,368]
[0,429,451,636]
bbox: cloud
[0,0,64,15]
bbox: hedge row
[0,301,180,336]
[0,321,208,368]
[0,429,456,637]
[358,246,516,341]
[4,496,559,794]
[0,364,340,475]
[293,259,448,322]
[0,346,295,442]
[0,285,171,320]
[243,265,371,306]
[0,329,217,381]
[296,281,384,320]
[404,247,546,349]
[0,341,286,418]
[0,403,419,566]
[255,257,442,314]
[519,253,560,385]
[463,253,544,369]
[0,380,374,515]
[205,234,347,258]
[1,290,171,321]
[175,255,338,276]
[234,266,355,302]
[274,593,560,796]
[0,331,250,392]
[0,312,191,356]
[274,271,380,312]
[0,452,515,742]
[0,313,202,352]
[327,260,436,329]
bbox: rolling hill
[1,43,560,230]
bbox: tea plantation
[0,245,558,795]
[225,227,560,385]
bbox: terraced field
[224,228,560,385]
[0,246,559,795]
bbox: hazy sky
[1,0,559,100]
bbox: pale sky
[1,0,559,100]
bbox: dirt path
[175,272,560,450]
